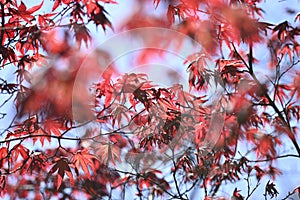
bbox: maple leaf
[0,46,17,67]
[87,3,113,31]
[267,166,282,180]
[224,7,261,44]
[42,119,65,137]
[11,0,44,22]
[38,13,56,29]
[2,0,300,198]
[273,21,290,41]
[71,149,97,179]
[255,135,279,158]
[73,23,92,48]
[111,104,131,129]
[138,170,167,190]
[17,116,57,146]
[253,165,265,181]
[265,180,279,198]
[10,144,31,174]
[19,152,47,175]
[94,79,114,108]
[47,157,74,189]
[11,144,29,161]
[258,22,274,36]
[97,142,121,165]
[109,134,128,148]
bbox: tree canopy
[1,0,300,199]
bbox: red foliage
[0,0,300,199]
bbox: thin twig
[0,3,5,45]
[248,154,300,163]
[232,43,300,156]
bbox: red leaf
[18,2,27,12]
[43,119,67,137]
[71,149,97,179]
[267,166,282,180]
[19,152,47,175]
[167,5,175,24]
[0,147,8,168]
[273,21,290,41]
[73,24,92,47]
[109,134,128,148]
[265,180,279,198]
[253,165,265,180]
[27,0,44,14]
[89,4,113,31]
[256,135,278,158]
[10,145,30,172]
[97,142,121,165]
[52,0,61,11]
[111,104,131,129]
[47,157,74,189]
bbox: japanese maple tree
[1,0,300,199]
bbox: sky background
[80,0,300,198]
[2,0,300,199]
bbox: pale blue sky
[1,0,300,199]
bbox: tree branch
[0,2,5,46]
[232,43,300,156]
[248,153,300,163]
